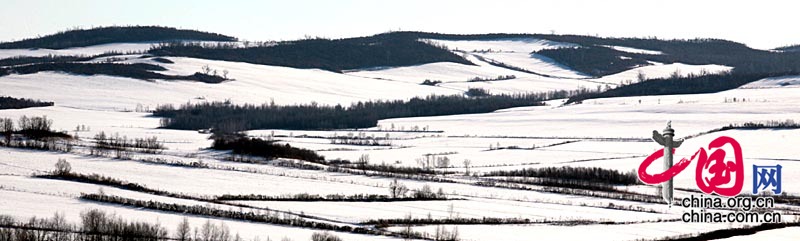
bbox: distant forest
[0,96,53,110]
[149,35,472,72]
[0,55,97,67]
[152,90,585,131]
[566,71,799,104]
[529,36,800,76]
[357,32,800,77]
[0,62,227,83]
[4,28,800,104]
[774,44,800,52]
[6,27,799,77]
[0,26,236,49]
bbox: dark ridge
[148,33,472,72]
[773,44,800,52]
[0,96,53,110]
[0,55,91,67]
[0,26,236,49]
[535,46,651,76]
[651,222,800,241]
[150,57,174,64]
[0,62,228,83]
[379,32,800,78]
[530,35,800,77]
[565,71,799,104]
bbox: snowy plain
[1,39,798,240]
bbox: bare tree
[54,159,71,175]
[200,219,213,241]
[356,154,369,174]
[436,156,450,168]
[389,179,409,198]
[0,118,13,145]
[417,154,436,170]
[402,213,414,241]
[311,231,342,241]
[463,159,471,176]
[637,70,647,83]
[176,217,190,241]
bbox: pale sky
[1,0,797,49]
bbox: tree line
[215,191,449,202]
[483,166,639,186]
[533,35,800,77]
[0,96,53,110]
[153,91,566,131]
[210,133,324,163]
[0,209,346,241]
[148,33,471,72]
[565,71,799,104]
[80,193,420,239]
[90,131,165,158]
[0,115,73,152]
[0,62,228,83]
[0,209,168,241]
[0,26,236,49]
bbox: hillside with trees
[0,26,236,49]
[148,34,472,72]
[0,62,228,83]
[566,71,799,104]
[359,32,800,77]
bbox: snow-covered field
[1,39,798,240]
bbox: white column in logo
[652,121,683,205]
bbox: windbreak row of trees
[153,90,589,131]
[483,166,639,186]
[0,209,168,241]
[0,96,53,110]
[0,115,73,151]
[215,191,449,202]
[0,209,346,241]
[91,131,165,158]
[211,133,324,162]
[80,194,410,239]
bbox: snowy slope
[595,62,732,85]
[740,75,800,88]
[0,57,462,111]
[601,45,664,55]
[425,38,589,79]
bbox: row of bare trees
[0,116,73,152]
[0,210,343,241]
[90,132,165,158]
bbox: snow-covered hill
[1,34,798,241]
